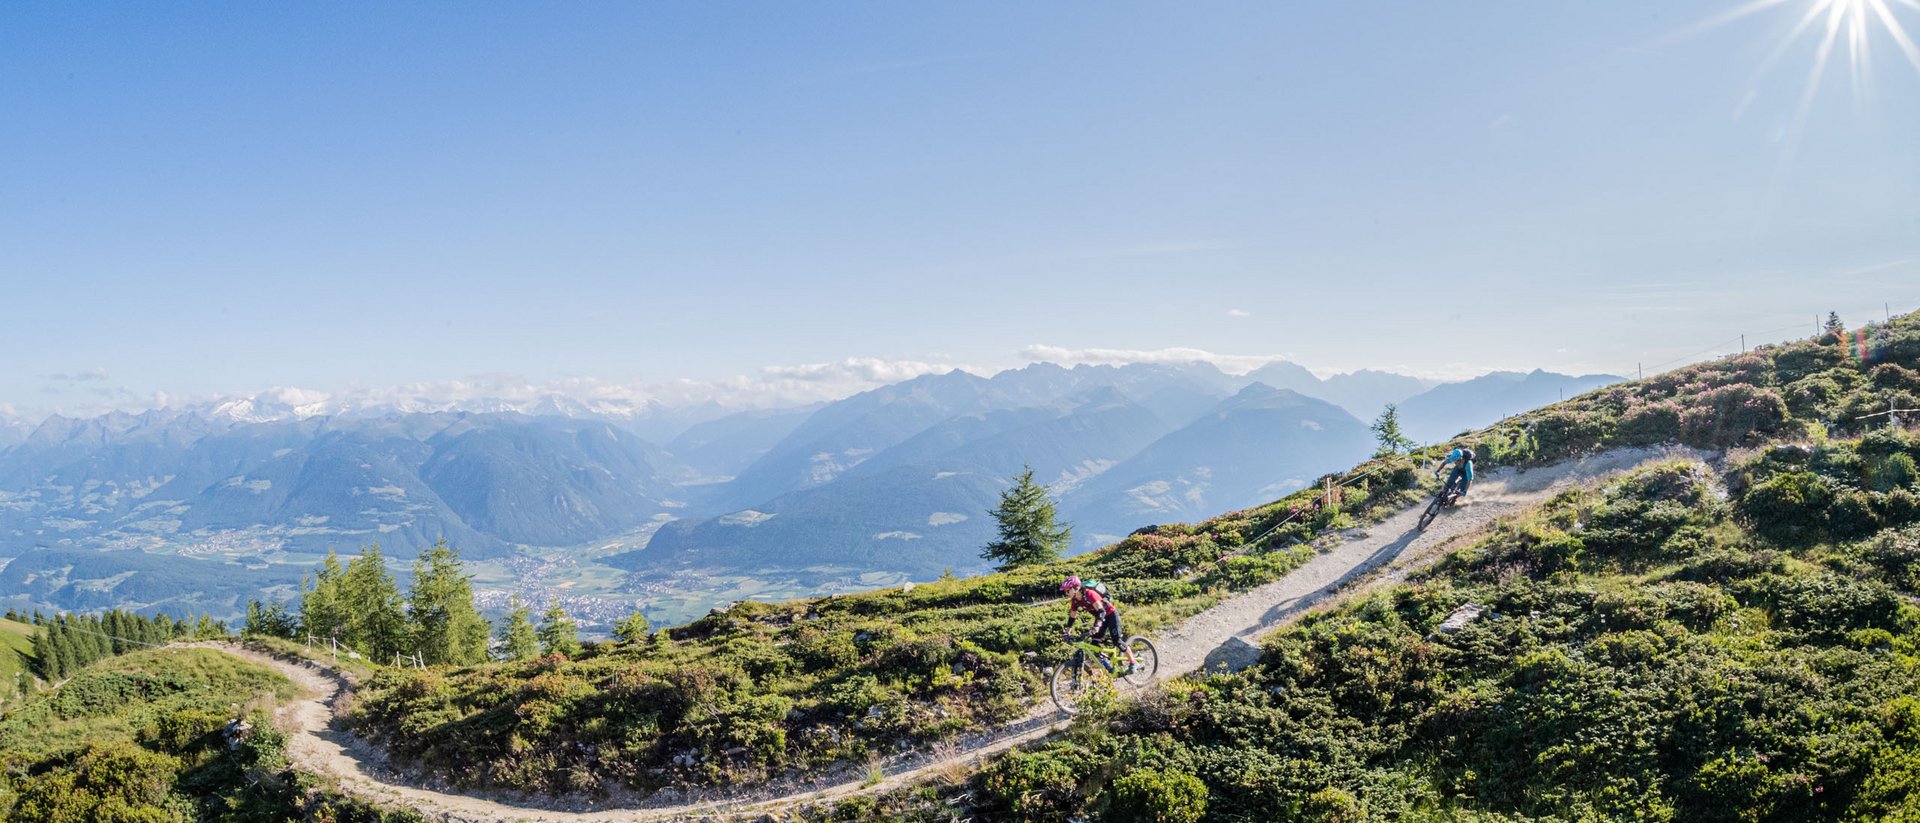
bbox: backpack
[1084,579,1115,607]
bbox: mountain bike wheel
[1119,637,1158,686]
[1416,496,1444,531]
[1049,657,1096,714]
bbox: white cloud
[1225,308,1251,318]
[928,512,968,526]
[43,367,110,383]
[873,530,923,541]
[1020,344,1291,376]
[14,354,976,424]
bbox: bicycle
[1048,634,1158,715]
[1416,471,1466,531]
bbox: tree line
[244,540,646,665]
[16,609,229,681]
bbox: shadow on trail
[1200,523,1427,673]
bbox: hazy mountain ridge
[1059,383,1377,545]
[0,361,1621,616]
[0,412,685,561]
[1395,369,1622,443]
[640,363,1610,580]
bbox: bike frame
[1068,639,1118,673]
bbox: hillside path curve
[211,446,1702,821]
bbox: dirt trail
[212,446,1702,822]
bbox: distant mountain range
[0,411,687,560]
[0,360,1619,616]
[1395,369,1620,442]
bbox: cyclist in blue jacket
[1434,446,1475,500]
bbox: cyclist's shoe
[1121,663,1136,677]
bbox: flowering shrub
[1678,385,1790,447]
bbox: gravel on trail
[209,446,1704,822]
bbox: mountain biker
[1434,446,1475,501]
[1061,576,1136,673]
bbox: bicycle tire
[1418,476,1462,531]
[1049,656,1090,714]
[1120,637,1158,685]
[1416,497,1443,531]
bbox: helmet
[1059,575,1082,592]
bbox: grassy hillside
[0,646,412,822]
[913,440,1920,822]
[355,312,1920,806]
[349,448,1438,795]
[0,619,36,697]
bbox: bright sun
[1690,0,1920,123]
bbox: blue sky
[3,2,1916,416]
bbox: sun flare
[1691,0,1920,124]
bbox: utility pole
[1637,362,1643,380]
[1741,334,1745,353]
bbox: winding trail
[218,446,1702,822]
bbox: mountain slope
[280,311,1920,818]
[1395,368,1622,442]
[1061,383,1376,544]
[0,412,686,559]
[663,405,820,479]
[631,390,1175,578]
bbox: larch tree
[1370,403,1417,457]
[981,466,1071,572]
[612,608,651,645]
[341,544,410,661]
[300,549,350,642]
[498,597,540,661]
[537,605,581,658]
[407,540,491,666]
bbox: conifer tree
[407,540,490,665]
[244,600,297,639]
[499,597,539,661]
[1827,311,1845,333]
[31,628,57,680]
[536,605,580,658]
[981,467,1071,571]
[612,608,651,644]
[190,615,225,640]
[53,625,79,677]
[1371,403,1418,457]
[300,549,350,641]
[104,612,125,653]
[341,544,410,660]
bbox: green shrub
[137,708,226,755]
[1681,385,1790,447]
[1617,400,1683,445]
[1300,787,1366,823]
[978,746,1097,820]
[1529,409,1615,459]
[1741,471,1834,544]
[8,743,182,822]
[1107,767,1208,823]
